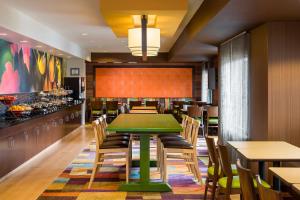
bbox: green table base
[121,134,171,192]
[131,160,157,168]
[106,114,182,192]
[119,182,172,192]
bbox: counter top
[0,102,82,129]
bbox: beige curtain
[201,63,208,103]
[219,33,250,142]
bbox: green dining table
[106,114,183,192]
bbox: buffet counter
[0,103,82,178]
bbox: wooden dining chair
[255,175,282,200]
[145,100,158,108]
[206,106,218,135]
[216,145,271,199]
[236,159,256,200]
[101,114,129,137]
[98,116,130,141]
[204,136,239,200]
[187,105,205,137]
[129,101,142,109]
[204,136,221,200]
[90,99,103,121]
[216,144,242,199]
[157,115,189,170]
[88,120,131,189]
[106,101,119,122]
[161,118,203,184]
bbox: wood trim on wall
[249,24,269,141]
[249,22,300,148]
[267,22,300,147]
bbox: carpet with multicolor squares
[37,138,210,200]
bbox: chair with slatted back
[106,101,119,122]
[101,114,129,137]
[236,159,256,200]
[188,105,205,137]
[145,101,158,108]
[206,106,218,135]
[129,101,142,109]
[204,137,239,200]
[216,145,271,199]
[157,115,189,170]
[216,144,242,199]
[90,99,103,121]
[161,118,203,184]
[204,136,220,199]
[256,175,282,200]
[88,120,131,189]
[98,116,130,141]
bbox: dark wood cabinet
[0,104,82,178]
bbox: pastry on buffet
[9,105,33,112]
[0,96,16,101]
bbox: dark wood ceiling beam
[168,0,229,61]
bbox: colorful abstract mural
[0,39,63,94]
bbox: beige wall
[66,58,86,77]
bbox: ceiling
[1,0,203,56]
[1,0,300,62]
[170,0,300,61]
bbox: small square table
[106,114,182,192]
[132,106,157,110]
[227,141,300,189]
[269,167,300,185]
[292,184,300,195]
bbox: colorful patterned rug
[37,138,210,200]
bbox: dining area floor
[0,124,234,200]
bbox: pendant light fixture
[128,15,160,61]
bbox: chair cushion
[158,134,181,138]
[91,110,103,115]
[218,176,271,189]
[104,136,129,142]
[159,135,184,142]
[107,110,118,115]
[163,140,193,149]
[100,140,129,149]
[207,164,238,176]
[107,135,129,139]
[110,133,130,136]
[208,118,218,125]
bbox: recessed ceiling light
[20,40,28,43]
[58,53,64,56]
[81,33,88,36]
[0,33,8,36]
[36,45,43,48]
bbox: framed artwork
[70,68,80,76]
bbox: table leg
[140,134,150,183]
[119,134,172,192]
[273,161,281,190]
[258,161,265,179]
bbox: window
[219,33,250,141]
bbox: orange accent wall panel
[95,68,192,98]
